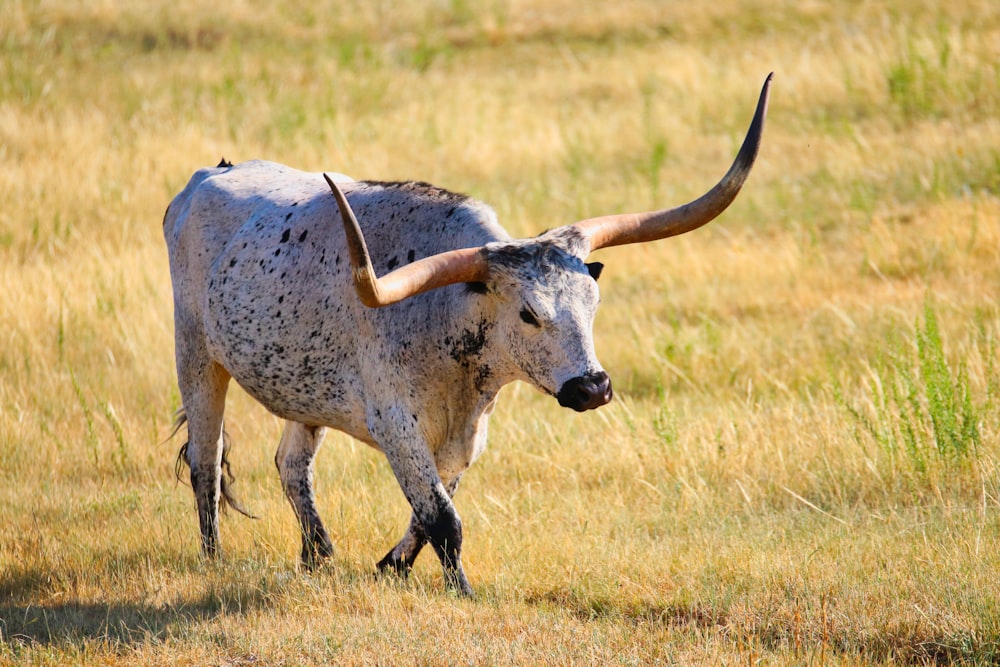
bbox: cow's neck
[440,289,506,399]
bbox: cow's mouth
[556,372,613,412]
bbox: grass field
[2,0,1000,663]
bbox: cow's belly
[215,329,374,445]
[224,348,373,445]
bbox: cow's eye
[519,308,540,327]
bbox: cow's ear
[466,281,489,294]
[586,262,604,281]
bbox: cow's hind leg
[176,361,231,558]
[376,513,426,576]
[377,476,462,578]
[275,421,333,569]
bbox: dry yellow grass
[2,0,1000,664]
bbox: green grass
[839,299,984,483]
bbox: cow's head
[476,228,611,411]
[325,74,771,411]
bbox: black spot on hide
[387,256,399,270]
[466,281,488,295]
[407,249,415,263]
[299,230,308,242]
[285,212,293,222]
[281,229,291,243]
[450,321,490,363]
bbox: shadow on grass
[1,597,229,647]
[0,556,284,650]
[524,587,999,666]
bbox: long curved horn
[573,73,772,251]
[324,174,490,308]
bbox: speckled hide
[163,160,610,595]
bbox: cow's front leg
[275,421,333,569]
[375,416,473,596]
[377,476,462,577]
[413,480,472,596]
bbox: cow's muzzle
[557,372,613,412]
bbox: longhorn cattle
[164,75,771,595]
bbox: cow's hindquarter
[164,166,250,557]
[194,182,377,567]
[200,179,374,440]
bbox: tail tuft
[169,408,256,519]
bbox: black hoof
[300,537,334,571]
[376,552,412,578]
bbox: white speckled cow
[164,76,771,595]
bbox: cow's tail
[170,409,257,519]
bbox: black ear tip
[586,262,604,281]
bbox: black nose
[557,372,613,412]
